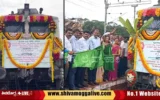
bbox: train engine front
[0,4,64,90]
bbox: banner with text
[136,40,160,73]
[0,90,160,100]
[4,40,50,68]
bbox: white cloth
[120,40,124,48]
[88,36,101,50]
[76,37,89,52]
[121,42,128,57]
[70,35,79,53]
[65,36,72,62]
[103,32,110,36]
[110,40,115,45]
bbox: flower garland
[138,34,145,40]
[138,10,143,19]
[4,39,50,69]
[44,16,48,22]
[133,42,137,70]
[0,22,5,32]
[0,33,4,68]
[4,32,22,40]
[128,37,133,46]
[137,8,160,19]
[2,15,23,22]
[30,15,53,22]
[49,39,54,82]
[136,39,160,76]
[0,16,4,22]
[49,21,56,32]
[31,32,50,39]
[53,36,63,50]
[156,78,160,88]
[141,30,160,40]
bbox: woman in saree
[108,38,120,81]
[102,35,114,82]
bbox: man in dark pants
[69,29,82,89]
[88,28,101,85]
[75,31,90,88]
[118,36,129,78]
[64,28,75,89]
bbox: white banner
[4,40,50,68]
[136,40,160,73]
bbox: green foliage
[82,20,129,36]
[134,18,138,32]
[119,17,154,36]
[82,20,104,34]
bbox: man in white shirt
[75,31,90,88]
[88,28,101,85]
[64,28,74,89]
[118,36,129,78]
[68,29,82,90]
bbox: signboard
[4,40,50,68]
[135,40,160,73]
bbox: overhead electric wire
[78,0,100,7]
[66,0,93,11]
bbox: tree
[82,20,104,34]
[82,20,129,36]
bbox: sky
[65,0,157,25]
[0,0,63,40]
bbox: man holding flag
[75,31,90,88]
[64,28,74,88]
[69,29,82,90]
[88,28,101,85]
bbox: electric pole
[131,4,138,20]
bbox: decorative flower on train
[126,69,137,86]
[141,30,160,40]
[31,32,49,39]
[49,21,56,32]
[36,16,40,22]
[4,32,22,40]
[40,16,44,22]
[0,16,4,22]
[143,9,148,17]
[137,10,143,19]
[0,22,5,32]
[48,16,53,22]
[44,16,48,22]
[146,8,156,17]
[33,15,37,22]
[127,52,133,61]
[155,8,160,17]
[156,78,160,88]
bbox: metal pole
[104,0,106,33]
[131,4,138,20]
[104,0,108,33]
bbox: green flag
[72,46,104,70]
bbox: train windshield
[29,23,49,33]
[146,19,160,30]
[5,22,24,32]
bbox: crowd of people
[64,28,129,90]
